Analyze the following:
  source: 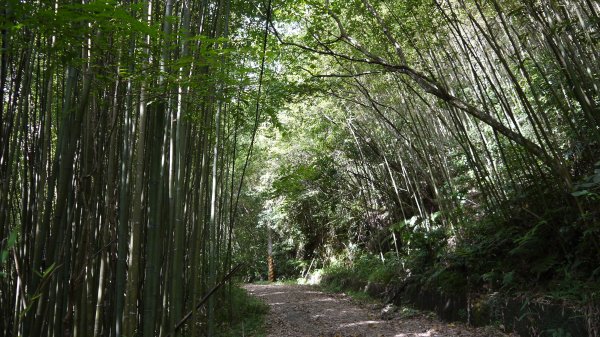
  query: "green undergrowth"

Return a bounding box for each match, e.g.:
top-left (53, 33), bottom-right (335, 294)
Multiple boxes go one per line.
top-left (322, 254), bottom-right (401, 289)
top-left (318, 265), bottom-right (435, 317)
top-left (215, 285), bottom-right (269, 337)
top-left (318, 196), bottom-right (600, 306)
top-left (252, 279), bottom-right (298, 286)
top-left (337, 288), bottom-right (377, 303)
top-left (320, 254), bottom-right (401, 290)
top-left (319, 255), bottom-right (400, 305)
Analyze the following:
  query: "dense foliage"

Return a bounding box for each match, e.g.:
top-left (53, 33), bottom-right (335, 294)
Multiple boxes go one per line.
top-left (248, 0), bottom-right (600, 307)
top-left (1, 0), bottom-right (599, 336)
top-left (0, 0), bottom-right (280, 336)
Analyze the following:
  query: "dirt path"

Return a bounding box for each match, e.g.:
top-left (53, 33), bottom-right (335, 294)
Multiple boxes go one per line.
top-left (244, 284), bottom-right (515, 337)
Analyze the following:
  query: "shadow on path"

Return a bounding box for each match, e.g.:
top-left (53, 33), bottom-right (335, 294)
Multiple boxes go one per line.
top-left (243, 284), bottom-right (514, 337)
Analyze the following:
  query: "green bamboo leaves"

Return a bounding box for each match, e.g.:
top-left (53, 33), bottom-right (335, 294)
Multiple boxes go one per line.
top-left (1, 0), bottom-right (276, 336)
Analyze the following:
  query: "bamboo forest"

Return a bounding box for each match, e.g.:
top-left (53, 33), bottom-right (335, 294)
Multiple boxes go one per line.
top-left (0, 0), bottom-right (599, 336)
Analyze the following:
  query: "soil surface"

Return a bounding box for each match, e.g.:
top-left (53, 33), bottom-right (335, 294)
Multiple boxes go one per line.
top-left (244, 284), bottom-right (516, 337)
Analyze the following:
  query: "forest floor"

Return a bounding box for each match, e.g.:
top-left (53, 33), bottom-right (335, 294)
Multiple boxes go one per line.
top-left (243, 283), bottom-right (517, 337)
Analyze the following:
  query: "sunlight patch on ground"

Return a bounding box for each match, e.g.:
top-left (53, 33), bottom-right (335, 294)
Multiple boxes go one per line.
top-left (256, 291), bottom-right (286, 296)
top-left (394, 330), bottom-right (437, 337)
top-left (310, 297), bottom-right (335, 302)
top-left (339, 320), bottom-right (383, 328)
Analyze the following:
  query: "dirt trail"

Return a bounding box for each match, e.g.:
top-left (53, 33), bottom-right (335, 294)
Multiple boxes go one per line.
top-left (244, 284), bottom-right (515, 337)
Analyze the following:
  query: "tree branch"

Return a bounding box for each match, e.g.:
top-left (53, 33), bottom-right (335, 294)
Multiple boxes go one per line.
top-left (269, 10), bottom-right (565, 179)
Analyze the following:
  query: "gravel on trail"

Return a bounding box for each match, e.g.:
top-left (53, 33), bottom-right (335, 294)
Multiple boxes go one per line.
top-left (243, 283), bottom-right (517, 337)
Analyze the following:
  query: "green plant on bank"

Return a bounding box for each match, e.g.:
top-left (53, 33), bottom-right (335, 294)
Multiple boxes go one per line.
top-left (253, 279), bottom-right (298, 286)
top-left (546, 328), bottom-right (573, 337)
top-left (319, 253), bottom-right (402, 291)
top-left (398, 306), bottom-right (427, 319)
top-left (342, 290), bottom-right (378, 303)
top-left (0, 230), bottom-right (17, 278)
top-left (215, 286), bottom-right (269, 337)
top-left (571, 161), bottom-right (600, 199)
